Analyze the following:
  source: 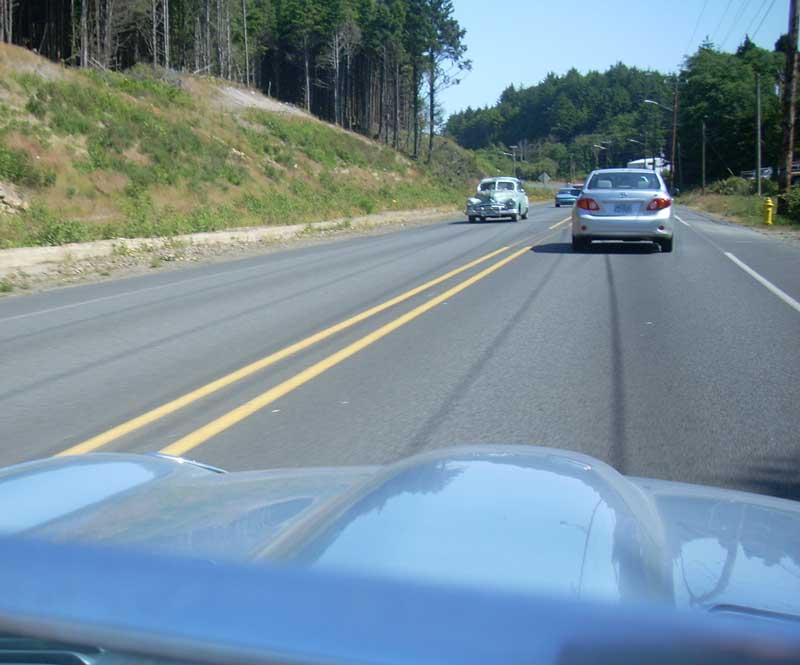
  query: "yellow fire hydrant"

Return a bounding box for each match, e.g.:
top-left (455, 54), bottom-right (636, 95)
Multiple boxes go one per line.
top-left (763, 197), bottom-right (774, 225)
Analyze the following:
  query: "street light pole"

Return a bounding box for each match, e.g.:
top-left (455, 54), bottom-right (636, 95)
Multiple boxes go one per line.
top-left (644, 98), bottom-right (677, 176)
top-left (670, 79), bottom-right (679, 191)
top-left (756, 74), bottom-right (762, 197)
top-left (510, 144), bottom-right (519, 178)
top-left (702, 119), bottom-right (707, 194)
top-left (592, 144), bottom-right (606, 170)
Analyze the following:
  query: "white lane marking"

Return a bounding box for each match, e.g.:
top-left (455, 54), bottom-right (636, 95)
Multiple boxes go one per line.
top-left (675, 215), bottom-right (690, 227)
top-left (724, 252), bottom-right (800, 314)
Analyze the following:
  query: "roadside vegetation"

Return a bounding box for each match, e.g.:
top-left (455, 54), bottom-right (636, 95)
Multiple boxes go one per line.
top-left (0, 45), bottom-right (485, 249)
top-left (680, 176), bottom-right (800, 229)
top-left (446, 38), bottom-right (785, 191)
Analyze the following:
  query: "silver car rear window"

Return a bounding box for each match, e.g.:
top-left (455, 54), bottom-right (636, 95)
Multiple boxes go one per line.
top-left (588, 173), bottom-right (661, 190)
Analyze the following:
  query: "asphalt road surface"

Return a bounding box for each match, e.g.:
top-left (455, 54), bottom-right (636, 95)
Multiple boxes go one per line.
top-left (1, 204), bottom-right (799, 499)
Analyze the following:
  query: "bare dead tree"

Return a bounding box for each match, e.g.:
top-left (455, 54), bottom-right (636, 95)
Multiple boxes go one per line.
top-left (8, 0), bottom-right (15, 44)
top-left (151, 0), bottom-right (158, 69)
top-left (162, 0), bottom-right (169, 69)
top-left (225, 0), bottom-right (232, 79)
top-left (393, 57), bottom-right (400, 150)
top-left (204, 0), bottom-right (211, 73)
top-left (241, 0), bottom-right (249, 85)
top-left (102, 0), bottom-right (115, 67)
top-left (340, 17), bottom-right (360, 129)
top-left (215, 0), bottom-right (223, 77)
top-left (194, 14), bottom-right (201, 72)
top-left (81, 0), bottom-right (89, 66)
top-left (95, 0), bottom-right (101, 61)
top-left (320, 27), bottom-right (342, 124)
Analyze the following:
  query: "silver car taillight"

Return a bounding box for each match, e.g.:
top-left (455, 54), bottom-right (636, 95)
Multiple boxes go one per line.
top-left (646, 198), bottom-right (671, 211)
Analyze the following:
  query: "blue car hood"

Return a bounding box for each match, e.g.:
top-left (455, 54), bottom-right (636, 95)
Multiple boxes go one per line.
top-left (2, 445), bottom-right (799, 616)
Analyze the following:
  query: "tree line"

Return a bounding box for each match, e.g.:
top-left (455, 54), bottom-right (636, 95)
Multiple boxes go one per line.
top-left (446, 37), bottom-right (787, 188)
top-left (3, 0), bottom-right (469, 161)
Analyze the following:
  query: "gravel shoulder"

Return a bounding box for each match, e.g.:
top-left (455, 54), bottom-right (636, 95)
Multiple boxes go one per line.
top-left (680, 201), bottom-right (800, 247)
top-left (0, 206), bottom-right (460, 297)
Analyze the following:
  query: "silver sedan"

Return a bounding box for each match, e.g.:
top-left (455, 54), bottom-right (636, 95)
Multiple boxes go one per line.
top-left (571, 169), bottom-right (674, 252)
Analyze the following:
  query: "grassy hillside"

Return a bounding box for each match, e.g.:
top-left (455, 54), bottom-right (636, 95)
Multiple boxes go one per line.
top-left (0, 44), bottom-right (486, 249)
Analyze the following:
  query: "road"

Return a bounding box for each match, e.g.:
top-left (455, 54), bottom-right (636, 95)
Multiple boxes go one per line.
top-left (1, 204), bottom-right (799, 499)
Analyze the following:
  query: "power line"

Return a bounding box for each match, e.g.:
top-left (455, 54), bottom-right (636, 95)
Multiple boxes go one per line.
top-left (685, 0), bottom-right (709, 55)
top-left (721, 0), bottom-right (752, 48)
top-left (753, 0), bottom-right (779, 38)
top-left (745, 0), bottom-right (771, 35)
top-left (712, 0), bottom-right (736, 44)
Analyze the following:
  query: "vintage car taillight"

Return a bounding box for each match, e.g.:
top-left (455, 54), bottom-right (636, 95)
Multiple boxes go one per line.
top-left (646, 198), bottom-right (672, 211)
top-left (576, 198), bottom-right (600, 211)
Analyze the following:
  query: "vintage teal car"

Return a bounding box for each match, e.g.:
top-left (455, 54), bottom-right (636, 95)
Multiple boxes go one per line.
top-left (466, 176), bottom-right (529, 222)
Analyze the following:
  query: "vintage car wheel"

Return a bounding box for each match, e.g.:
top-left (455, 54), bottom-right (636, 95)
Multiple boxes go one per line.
top-left (468, 215), bottom-right (476, 223)
top-left (555, 202), bottom-right (561, 207)
top-left (522, 209), bottom-right (528, 220)
top-left (509, 213), bottom-right (519, 222)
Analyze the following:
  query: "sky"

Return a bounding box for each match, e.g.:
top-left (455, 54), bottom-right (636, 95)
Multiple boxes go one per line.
top-left (440, 0), bottom-right (789, 119)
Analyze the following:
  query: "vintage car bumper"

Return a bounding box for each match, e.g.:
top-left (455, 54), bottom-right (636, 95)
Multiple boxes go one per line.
top-left (466, 204), bottom-right (516, 218)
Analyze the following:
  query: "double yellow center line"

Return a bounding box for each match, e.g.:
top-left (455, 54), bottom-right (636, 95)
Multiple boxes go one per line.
top-left (58, 227), bottom-right (563, 458)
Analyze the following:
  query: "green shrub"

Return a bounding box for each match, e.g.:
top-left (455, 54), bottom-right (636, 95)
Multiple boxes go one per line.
top-left (357, 197), bottom-right (375, 214)
top-left (761, 179), bottom-right (779, 195)
top-left (779, 188), bottom-right (800, 223)
top-left (707, 176), bottom-right (753, 196)
top-left (0, 143), bottom-right (55, 187)
top-left (23, 206), bottom-right (90, 245)
top-left (25, 96), bottom-right (47, 119)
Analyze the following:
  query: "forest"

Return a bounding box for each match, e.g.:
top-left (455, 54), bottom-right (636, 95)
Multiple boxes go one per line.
top-left (0, 0), bottom-right (469, 161)
top-left (445, 37), bottom-right (787, 187)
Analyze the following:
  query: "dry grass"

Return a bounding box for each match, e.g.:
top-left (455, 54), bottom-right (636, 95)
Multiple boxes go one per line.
top-left (680, 192), bottom-right (800, 229)
top-left (0, 44), bottom-right (479, 248)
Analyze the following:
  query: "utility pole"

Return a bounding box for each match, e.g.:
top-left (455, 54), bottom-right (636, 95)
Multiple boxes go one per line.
top-left (702, 119), bottom-right (707, 194)
top-left (643, 129), bottom-right (647, 168)
top-left (756, 74), bottom-right (762, 197)
top-left (779, 0), bottom-right (799, 211)
top-left (510, 145), bottom-right (518, 178)
top-left (670, 78), bottom-right (679, 191)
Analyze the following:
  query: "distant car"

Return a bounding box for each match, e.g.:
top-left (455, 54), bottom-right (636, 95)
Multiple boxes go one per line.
top-left (571, 168), bottom-right (674, 253)
top-left (466, 177), bottom-right (529, 222)
top-left (554, 187), bottom-right (582, 207)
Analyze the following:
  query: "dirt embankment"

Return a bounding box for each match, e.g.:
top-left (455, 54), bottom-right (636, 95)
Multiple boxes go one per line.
top-left (0, 206), bottom-right (459, 295)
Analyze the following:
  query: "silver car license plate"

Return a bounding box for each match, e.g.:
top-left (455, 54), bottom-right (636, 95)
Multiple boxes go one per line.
top-left (614, 203), bottom-right (632, 214)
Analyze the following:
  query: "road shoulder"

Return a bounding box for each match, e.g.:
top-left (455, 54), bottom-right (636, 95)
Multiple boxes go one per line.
top-left (0, 206), bottom-right (462, 296)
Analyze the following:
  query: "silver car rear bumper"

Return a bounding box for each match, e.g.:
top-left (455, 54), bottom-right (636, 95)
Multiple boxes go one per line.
top-left (572, 212), bottom-right (673, 240)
